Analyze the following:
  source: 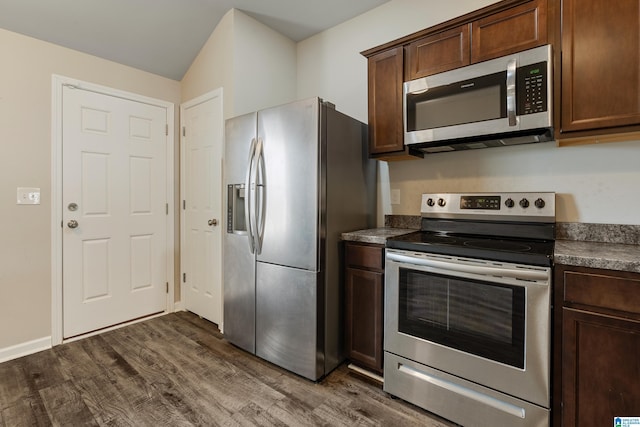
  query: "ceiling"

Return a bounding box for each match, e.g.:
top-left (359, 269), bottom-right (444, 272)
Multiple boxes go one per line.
top-left (0, 0), bottom-right (389, 81)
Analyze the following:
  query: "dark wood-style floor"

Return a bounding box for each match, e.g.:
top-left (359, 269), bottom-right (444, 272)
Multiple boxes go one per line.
top-left (0, 312), bottom-right (456, 426)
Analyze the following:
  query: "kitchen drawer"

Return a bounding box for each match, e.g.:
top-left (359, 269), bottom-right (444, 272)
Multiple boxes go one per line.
top-left (345, 243), bottom-right (384, 271)
top-left (563, 269), bottom-right (640, 315)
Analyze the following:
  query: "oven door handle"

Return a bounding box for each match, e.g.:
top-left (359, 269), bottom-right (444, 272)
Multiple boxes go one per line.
top-left (386, 252), bottom-right (548, 281)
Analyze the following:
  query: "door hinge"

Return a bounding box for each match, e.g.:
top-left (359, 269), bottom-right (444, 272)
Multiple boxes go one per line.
top-left (166, 203), bottom-right (169, 215)
top-left (165, 124), bottom-right (169, 136)
top-left (166, 282), bottom-right (169, 293)
top-left (183, 200), bottom-right (186, 210)
top-left (182, 126), bottom-right (186, 137)
top-left (183, 273), bottom-right (186, 283)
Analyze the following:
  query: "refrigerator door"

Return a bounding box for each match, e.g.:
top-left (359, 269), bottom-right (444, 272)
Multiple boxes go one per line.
top-left (255, 262), bottom-right (322, 380)
top-left (256, 98), bottom-right (320, 271)
top-left (223, 112), bottom-right (257, 353)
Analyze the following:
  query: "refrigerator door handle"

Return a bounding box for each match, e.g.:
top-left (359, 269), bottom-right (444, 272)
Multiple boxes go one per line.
top-left (245, 138), bottom-right (257, 254)
top-left (255, 137), bottom-right (266, 254)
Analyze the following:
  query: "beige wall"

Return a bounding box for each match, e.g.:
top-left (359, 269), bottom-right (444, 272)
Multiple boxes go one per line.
top-left (0, 28), bottom-right (180, 350)
top-left (296, 0), bottom-right (640, 225)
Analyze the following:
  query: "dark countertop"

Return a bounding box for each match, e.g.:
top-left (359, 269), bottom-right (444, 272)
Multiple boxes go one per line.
top-left (343, 221), bottom-right (640, 274)
top-left (341, 228), bottom-right (415, 245)
top-left (554, 240), bottom-right (640, 274)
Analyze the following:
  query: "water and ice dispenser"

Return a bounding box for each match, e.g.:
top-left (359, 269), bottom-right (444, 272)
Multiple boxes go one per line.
top-left (227, 184), bottom-right (246, 234)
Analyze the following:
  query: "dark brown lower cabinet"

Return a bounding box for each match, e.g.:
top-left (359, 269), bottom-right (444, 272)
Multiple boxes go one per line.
top-left (344, 242), bottom-right (384, 374)
top-left (554, 265), bottom-right (640, 427)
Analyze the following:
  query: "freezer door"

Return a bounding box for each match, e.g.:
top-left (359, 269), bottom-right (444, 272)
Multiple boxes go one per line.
top-left (223, 112), bottom-right (257, 353)
top-left (256, 98), bottom-right (319, 271)
top-left (255, 261), bottom-right (322, 380)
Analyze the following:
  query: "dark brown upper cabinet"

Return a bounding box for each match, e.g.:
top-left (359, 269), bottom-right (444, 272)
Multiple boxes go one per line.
top-left (366, 47), bottom-right (406, 157)
top-left (471, 0), bottom-right (547, 63)
top-left (405, 25), bottom-right (470, 80)
top-left (560, 0), bottom-right (640, 137)
top-left (406, 0), bottom-right (547, 80)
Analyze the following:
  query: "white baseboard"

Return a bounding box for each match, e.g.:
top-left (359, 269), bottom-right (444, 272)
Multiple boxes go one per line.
top-left (0, 336), bottom-right (52, 363)
top-left (173, 301), bottom-right (184, 311)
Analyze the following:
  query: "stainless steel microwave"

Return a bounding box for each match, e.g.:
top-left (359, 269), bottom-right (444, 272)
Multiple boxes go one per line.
top-left (403, 44), bottom-right (553, 153)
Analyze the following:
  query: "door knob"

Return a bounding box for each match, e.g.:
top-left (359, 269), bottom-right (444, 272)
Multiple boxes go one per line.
top-left (67, 219), bottom-right (79, 229)
top-left (208, 219), bottom-right (218, 226)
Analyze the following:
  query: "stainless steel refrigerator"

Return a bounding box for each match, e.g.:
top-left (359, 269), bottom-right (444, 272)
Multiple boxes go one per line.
top-left (223, 97), bottom-right (375, 381)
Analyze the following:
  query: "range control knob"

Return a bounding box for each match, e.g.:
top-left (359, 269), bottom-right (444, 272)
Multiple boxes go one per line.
top-left (437, 198), bottom-right (446, 207)
top-left (535, 198), bottom-right (546, 209)
top-left (519, 198), bottom-right (530, 208)
top-left (505, 198), bottom-right (515, 208)
top-left (426, 198), bottom-right (435, 207)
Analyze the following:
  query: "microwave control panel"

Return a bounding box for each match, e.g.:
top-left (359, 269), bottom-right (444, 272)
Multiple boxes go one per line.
top-left (517, 61), bottom-right (547, 115)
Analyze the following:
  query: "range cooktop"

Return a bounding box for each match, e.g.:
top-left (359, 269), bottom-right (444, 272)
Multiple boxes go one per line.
top-left (386, 231), bottom-right (554, 266)
top-left (386, 192), bottom-right (556, 266)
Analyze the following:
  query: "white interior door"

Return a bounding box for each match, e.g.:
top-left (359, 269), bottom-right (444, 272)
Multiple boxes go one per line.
top-left (62, 85), bottom-right (168, 339)
top-left (180, 89), bottom-right (224, 326)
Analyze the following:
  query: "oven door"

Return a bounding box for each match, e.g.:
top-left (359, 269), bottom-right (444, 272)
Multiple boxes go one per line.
top-left (384, 248), bottom-right (551, 408)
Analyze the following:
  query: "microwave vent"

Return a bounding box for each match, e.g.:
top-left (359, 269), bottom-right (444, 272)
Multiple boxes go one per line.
top-left (423, 145), bottom-right (455, 153)
top-left (414, 127), bottom-right (554, 154)
top-left (465, 142), bottom-right (489, 150)
top-left (501, 135), bottom-right (543, 146)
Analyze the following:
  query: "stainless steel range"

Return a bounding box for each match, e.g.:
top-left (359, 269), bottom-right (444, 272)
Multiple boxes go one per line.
top-left (384, 192), bottom-right (555, 427)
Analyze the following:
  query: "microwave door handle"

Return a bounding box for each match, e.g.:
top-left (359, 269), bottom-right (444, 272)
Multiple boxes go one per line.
top-left (506, 58), bottom-right (517, 126)
top-left (244, 138), bottom-right (257, 254)
top-left (408, 87), bottom-right (429, 95)
top-left (405, 79), bottom-right (429, 96)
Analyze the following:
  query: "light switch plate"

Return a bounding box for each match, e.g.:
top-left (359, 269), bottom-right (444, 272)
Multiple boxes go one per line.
top-left (391, 189), bottom-right (401, 205)
top-left (17, 187), bottom-right (41, 205)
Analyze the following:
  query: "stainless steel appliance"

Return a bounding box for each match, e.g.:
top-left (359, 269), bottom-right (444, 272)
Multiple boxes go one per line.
top-left (223, 97), bottom-right (375, 381)
top-left (384, 192), bottom-right (555, 427)
top-left (404, 45), bottom-right (553, 153)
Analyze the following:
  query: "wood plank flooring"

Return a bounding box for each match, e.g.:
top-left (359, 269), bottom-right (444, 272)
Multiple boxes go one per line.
top-left (0, 312), bottom-right (456, 426)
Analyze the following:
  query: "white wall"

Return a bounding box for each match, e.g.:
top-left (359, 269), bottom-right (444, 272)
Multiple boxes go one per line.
top-left (296, 0), bottom-right (640, 225)
top-left (181, 10), bottom-right (235, 115)
top-left (232, 11), bottom-right (296, 116)
top-left (181, 9), bottom-right (296, 118)
top-left (0, 28), bottom-right (180, 350)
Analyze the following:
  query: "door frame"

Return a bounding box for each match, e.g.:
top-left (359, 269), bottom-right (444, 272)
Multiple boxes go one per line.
top-left (179, 88), bottom-right (224, 330)
top-left (50, 75), bottom-right (176, 345)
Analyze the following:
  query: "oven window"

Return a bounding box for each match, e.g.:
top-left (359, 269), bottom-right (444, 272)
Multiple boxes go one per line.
top-left (398, 268), bottom-right (525, 368)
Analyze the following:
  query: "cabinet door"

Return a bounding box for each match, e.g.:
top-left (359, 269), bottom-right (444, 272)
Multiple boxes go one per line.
top-left (562, 308), bottom-right (640, 427)
top-left (345, 267), bottom-right (384, 373)
top-left (367, 47), bottom-right (404, 155)
top-left (471, 0), bottom-right (547, 63)
top-left (406, 25), bottom-right (470, 80)
top-left (562, 0), bottom-right (640, 132)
